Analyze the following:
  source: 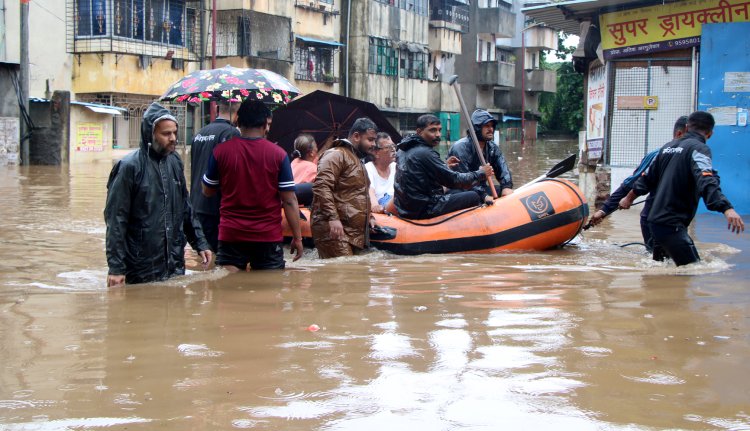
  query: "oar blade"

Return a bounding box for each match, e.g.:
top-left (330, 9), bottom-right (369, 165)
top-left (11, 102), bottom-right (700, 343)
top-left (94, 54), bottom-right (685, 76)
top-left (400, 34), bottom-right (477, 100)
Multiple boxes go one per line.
top-left (546, 153), bottom-right (577, 179)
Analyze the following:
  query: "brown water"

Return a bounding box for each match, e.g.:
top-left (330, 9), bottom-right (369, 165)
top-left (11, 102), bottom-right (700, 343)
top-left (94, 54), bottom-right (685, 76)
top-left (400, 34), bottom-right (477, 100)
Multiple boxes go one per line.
top-left (1, 140), bottom-right (749, 430)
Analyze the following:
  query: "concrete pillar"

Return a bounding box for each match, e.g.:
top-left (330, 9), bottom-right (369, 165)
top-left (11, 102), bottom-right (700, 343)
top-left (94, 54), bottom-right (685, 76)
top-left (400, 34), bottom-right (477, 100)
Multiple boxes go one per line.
top-left (29, 91), bottom-right (70, 165)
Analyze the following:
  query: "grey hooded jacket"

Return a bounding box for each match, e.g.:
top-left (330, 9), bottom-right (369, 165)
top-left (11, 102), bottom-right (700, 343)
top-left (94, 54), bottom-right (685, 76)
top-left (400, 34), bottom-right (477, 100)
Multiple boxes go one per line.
top-left (104, 103), bottom-right (209, 284)
top-left (448, 109), bottom-right (513, 198)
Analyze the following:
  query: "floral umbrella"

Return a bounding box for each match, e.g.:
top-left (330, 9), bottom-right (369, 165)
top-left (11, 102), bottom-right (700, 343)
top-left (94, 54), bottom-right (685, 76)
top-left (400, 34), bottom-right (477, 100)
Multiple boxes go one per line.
top-left (159, 65), bottom-right (301, 105)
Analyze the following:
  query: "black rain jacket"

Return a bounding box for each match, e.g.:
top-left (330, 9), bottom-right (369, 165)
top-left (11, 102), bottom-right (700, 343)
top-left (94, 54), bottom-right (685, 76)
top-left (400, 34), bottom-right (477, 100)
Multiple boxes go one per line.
top-left (448, 110), bottom-right (513, 199)
top-left (393, 133), bottom-right (486, 219)
top-left (105, 103), bottom-right (209, 284)
top-left (632, 131), bottom-right (733, 227)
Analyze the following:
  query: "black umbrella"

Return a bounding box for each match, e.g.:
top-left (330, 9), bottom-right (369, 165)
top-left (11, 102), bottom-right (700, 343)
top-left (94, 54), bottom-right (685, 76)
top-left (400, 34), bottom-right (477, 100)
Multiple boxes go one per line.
top-left (268, 90), bottom-right (402, 154)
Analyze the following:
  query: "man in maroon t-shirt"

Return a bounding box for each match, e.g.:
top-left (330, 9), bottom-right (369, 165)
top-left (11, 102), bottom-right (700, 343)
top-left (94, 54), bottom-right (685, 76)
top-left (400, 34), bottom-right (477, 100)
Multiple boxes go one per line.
top-left (202, 100), bottom-right (303, 270)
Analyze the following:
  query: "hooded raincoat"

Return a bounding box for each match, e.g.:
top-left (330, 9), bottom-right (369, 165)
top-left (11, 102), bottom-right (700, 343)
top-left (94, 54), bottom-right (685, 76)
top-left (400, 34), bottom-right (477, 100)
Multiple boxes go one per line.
top-left (393, 134), bottom-right (486, 219)
top-left (311, 138), bottom-right (371, 253)
top-left (104, 103), bottom-right (209, 284)
top-left (448, 109), bottom-right (513, 198)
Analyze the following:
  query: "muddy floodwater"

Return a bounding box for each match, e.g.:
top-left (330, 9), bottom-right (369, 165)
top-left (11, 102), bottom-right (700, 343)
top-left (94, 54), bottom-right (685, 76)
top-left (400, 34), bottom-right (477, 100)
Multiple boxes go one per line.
top-left (1, 140), bottom-right (748, 430)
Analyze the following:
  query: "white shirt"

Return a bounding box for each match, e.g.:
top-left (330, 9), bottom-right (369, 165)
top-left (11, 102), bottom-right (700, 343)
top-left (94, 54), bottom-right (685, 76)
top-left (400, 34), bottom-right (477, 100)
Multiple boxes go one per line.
top-left (365, 161), bottom-right (396, 206)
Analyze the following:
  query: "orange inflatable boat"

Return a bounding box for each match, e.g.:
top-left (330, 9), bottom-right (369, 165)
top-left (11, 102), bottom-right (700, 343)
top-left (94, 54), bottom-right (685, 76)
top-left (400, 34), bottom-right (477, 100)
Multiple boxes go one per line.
top-left (283, 177), bottom-right (588, 255)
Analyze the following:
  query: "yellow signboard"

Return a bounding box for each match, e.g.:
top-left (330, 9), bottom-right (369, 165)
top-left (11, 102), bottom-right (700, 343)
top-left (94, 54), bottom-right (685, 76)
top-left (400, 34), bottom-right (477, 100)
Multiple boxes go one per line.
top-left (600, 0), bottom-right (750, 58)
top-left (76, 123), bottom-right (104, 152)
top-left (644, 96), bottom-right (659, 109)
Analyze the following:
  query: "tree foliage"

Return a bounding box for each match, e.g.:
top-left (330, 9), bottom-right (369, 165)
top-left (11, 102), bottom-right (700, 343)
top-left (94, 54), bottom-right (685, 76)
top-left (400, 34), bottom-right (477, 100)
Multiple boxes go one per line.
top-left (539, 34), bottom-right (584, 136)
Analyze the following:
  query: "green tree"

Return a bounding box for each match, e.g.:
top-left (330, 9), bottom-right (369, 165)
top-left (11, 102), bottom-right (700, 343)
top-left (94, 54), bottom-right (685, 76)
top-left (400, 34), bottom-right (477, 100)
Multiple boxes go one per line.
top-left (539, 34), bottom-right (584, 136)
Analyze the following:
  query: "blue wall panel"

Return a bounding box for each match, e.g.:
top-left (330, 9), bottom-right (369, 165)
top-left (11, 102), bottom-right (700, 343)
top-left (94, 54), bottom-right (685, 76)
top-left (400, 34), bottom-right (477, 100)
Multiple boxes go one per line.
top-left (698, 23), bottom-right (750, 214)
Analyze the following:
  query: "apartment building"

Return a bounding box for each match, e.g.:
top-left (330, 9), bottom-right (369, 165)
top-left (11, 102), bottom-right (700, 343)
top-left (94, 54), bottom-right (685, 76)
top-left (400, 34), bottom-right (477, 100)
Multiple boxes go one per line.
top-left (1, 0), bottom-right (559, 166)
top-left (343, 0), bottom-right (431, 134)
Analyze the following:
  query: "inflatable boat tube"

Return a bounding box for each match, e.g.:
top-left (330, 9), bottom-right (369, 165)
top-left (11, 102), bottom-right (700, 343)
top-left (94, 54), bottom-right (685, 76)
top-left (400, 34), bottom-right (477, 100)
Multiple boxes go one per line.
top-left (283, 178), bottom-right (588, 255)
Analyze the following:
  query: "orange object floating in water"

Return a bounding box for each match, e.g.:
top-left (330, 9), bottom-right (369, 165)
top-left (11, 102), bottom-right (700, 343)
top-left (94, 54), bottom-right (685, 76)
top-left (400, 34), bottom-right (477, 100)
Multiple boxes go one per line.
top-left (306, 324), bottom-right (320, 332)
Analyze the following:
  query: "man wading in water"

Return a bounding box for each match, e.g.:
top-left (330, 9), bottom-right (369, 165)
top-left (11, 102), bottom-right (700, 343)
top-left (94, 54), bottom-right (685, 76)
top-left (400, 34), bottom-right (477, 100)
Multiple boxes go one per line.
top-left (620, 111), bottom-right (745, 266)
top-left (104, 102), bottom-right (212, 286)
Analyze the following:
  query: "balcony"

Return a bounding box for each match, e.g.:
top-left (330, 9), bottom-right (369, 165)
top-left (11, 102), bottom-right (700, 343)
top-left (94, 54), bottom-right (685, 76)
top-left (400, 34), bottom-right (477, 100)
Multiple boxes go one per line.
top-left (524, 26), bottom-right (557, 51)
top-left (474, 7), bottom-right (515, 38)
top-left (525, 69), bottom-right (556, 93)
top-left (429, 1), bottom-right (470, 33)
top-left (428, 27), bottom-right (462, 55)
top-left (477, 61), bottom-right (515, 87)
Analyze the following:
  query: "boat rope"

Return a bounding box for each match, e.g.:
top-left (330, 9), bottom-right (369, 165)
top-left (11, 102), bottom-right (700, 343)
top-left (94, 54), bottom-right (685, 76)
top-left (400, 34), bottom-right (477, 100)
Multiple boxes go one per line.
top-left (618, 242), bottom-right (646, 248)
top-left (387, 205), bottom-right (482, 227)
top-left (545, 178), bottom-right (588, 247)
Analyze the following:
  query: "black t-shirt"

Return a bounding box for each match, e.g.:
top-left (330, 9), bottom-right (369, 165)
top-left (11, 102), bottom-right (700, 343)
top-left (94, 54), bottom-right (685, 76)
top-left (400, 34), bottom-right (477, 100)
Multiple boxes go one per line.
top-left (190, 119), bottom-right (239, 216)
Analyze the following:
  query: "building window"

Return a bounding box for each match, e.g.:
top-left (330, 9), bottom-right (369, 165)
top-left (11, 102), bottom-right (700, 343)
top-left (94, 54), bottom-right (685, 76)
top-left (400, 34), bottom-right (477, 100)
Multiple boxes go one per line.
top-left (76, 0), bottom-right (108, 36)
top-left (368, 37), bottom-right (398, 76)
top-left (295, 44), bottom-right (335, 82)
top-left (373, 0), bottom-right (427, 16)
top-left (498, 48), bottom-right (514, 64)
top-left (399, 50), bottom-right (427, 79)
top-left (75, 0), bottom-right (188, 46)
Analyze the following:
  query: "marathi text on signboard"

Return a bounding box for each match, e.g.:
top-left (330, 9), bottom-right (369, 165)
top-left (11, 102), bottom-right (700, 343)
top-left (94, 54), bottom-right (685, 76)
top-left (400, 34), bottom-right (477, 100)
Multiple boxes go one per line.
top-left (600, 0), bottom-right (750, 59)
top-left (76, 123), bottom-right (104, 152)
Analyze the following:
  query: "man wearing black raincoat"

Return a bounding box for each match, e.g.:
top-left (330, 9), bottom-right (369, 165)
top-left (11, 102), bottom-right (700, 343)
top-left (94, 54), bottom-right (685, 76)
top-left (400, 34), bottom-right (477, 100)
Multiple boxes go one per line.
top-left (104, 103), bottom-right (212, 286)
top-left (393, 114), bottom-right (493, 219)
top-left (448, 109), bottom-right (513, 201)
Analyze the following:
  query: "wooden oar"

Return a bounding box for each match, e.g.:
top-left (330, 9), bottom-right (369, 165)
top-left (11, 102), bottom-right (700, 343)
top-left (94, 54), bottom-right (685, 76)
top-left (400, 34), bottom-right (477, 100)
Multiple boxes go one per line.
top-left (448, 75), bottom-right (498, 199)
top-left (515, 153), bottom-right (577, 192)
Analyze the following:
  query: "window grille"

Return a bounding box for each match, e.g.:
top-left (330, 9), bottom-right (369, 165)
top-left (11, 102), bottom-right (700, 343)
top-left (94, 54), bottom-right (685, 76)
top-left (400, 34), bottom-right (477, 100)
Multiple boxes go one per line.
top-left (66, 0), bottom-right (201, 60)
top-left (294, 44), bottom-right (335, 82)
top-left (368, 37), bottom-right (398, 76)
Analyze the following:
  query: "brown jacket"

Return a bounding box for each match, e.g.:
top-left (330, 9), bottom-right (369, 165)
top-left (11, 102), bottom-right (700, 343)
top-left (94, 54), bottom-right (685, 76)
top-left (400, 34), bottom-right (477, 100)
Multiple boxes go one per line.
top-left (311, 139), bottom-right (371, 249)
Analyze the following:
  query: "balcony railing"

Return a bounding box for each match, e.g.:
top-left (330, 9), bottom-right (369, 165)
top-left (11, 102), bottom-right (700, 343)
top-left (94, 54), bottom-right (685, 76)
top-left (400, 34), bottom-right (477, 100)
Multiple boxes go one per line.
top-left (429, 1), bottom-right (470, 33)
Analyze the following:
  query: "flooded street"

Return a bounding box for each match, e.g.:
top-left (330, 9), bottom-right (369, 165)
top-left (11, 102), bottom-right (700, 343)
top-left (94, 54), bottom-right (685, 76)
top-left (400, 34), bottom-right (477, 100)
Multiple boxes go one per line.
top-left (1, 140), bottom-right (749, 430)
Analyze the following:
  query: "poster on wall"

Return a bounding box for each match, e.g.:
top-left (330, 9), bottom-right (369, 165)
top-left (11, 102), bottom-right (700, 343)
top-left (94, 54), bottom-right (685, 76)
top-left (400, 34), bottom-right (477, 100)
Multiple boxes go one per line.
top-left (0, 117), bottom-right (20, 165)
top-left (76, 123), bottom-right (104, 152)
top-left (599, 0), bottom-right (750, 59)
top-left (586, 64), bottom-right (607, 161)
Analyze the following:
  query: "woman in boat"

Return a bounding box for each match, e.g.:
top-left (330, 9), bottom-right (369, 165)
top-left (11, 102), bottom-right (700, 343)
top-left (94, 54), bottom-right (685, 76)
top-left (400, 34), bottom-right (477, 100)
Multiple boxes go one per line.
top-left (365, 132), bottom-right (396, 214)
top-left (290, 133), bottom-right (318, 206)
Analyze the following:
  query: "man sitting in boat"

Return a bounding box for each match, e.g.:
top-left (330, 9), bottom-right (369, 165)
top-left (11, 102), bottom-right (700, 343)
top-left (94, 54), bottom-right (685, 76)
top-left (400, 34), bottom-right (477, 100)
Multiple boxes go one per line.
top-left (448, 109), bottom-right (513, 201)
top-left (393, 114), bottom-right (494, 220)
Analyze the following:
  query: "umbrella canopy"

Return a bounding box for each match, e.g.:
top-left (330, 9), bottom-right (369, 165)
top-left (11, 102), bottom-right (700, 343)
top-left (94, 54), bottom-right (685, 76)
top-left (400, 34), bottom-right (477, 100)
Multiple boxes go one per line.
top-left (159, 65), bottom-right (300, 105)
top-left (268, 90), bottom-right (402, 154)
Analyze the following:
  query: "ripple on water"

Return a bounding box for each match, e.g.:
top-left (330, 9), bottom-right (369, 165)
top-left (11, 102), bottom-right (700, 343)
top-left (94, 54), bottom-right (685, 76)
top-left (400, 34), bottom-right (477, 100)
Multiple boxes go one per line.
top-left (176, 343), bottom-right (224, 358)
top-left (276, 341), bottom-right (336, 350)
top-left (575, 346), bottom-right (613, 358)
top-left (0, 400), bottom-right (38, 410)
top-left (684, 413), bottom-right (750, 430)
top-left (253, 386), bottom-right (331, 402)
top-left (0, 417), bottom-right (152, 430)
top-left (574, 237), bottom-right (734, 275)
top-left (240, 400), bottom-right (337, 420)
top-left (622, 371), bottom-right (686, 385)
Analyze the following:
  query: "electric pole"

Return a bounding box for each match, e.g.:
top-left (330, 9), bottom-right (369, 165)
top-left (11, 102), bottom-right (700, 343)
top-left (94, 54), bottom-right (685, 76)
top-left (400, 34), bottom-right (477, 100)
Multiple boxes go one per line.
top-left (20, 0), bottom-right (30, 164)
